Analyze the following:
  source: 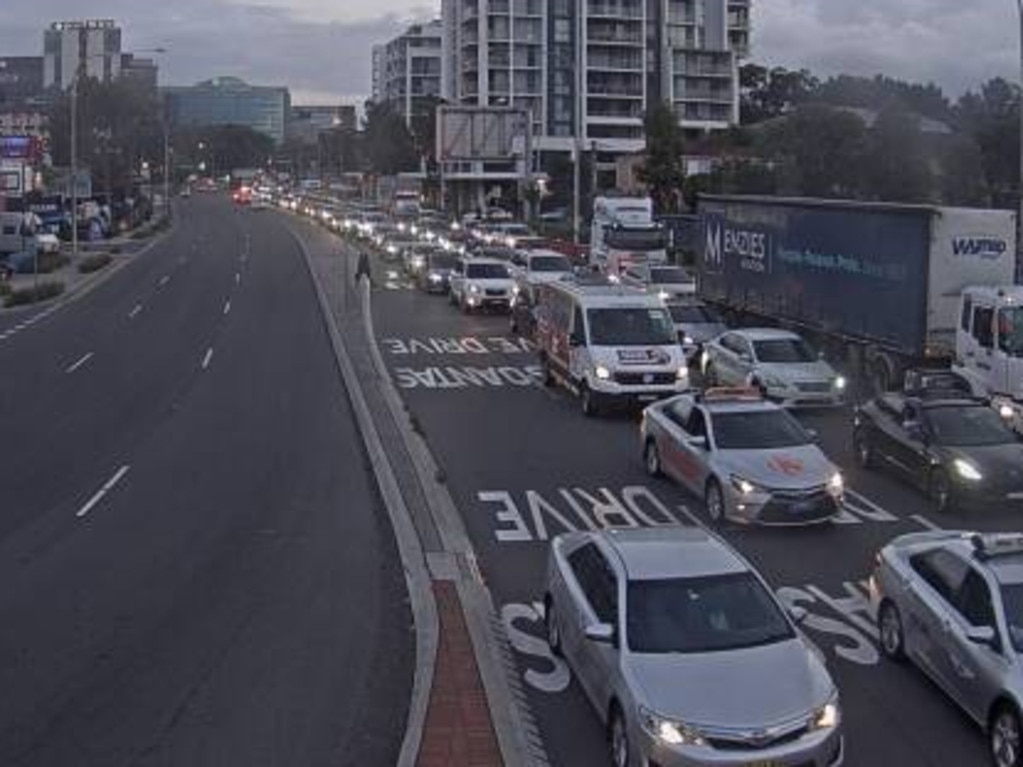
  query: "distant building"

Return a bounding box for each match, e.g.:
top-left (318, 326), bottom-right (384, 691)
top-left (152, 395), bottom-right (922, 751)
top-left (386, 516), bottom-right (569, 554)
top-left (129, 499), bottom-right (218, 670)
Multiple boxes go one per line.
top-left (288, 104), bottom-right (356, 145)
top-left (44, 19), bottom-right (123, 89)
top-left (374, 20), bottom-right (443, 128)
top-left (163, 77), bottom-right (291, 144)
top-left (120, 53), bottom-right (158, 91)
top-left (0, 57), bottom-right (45, 107)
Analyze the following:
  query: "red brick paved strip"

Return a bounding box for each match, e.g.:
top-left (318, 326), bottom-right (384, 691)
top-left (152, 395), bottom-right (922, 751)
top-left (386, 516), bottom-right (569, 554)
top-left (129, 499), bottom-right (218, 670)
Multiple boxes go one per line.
top-left (417, 581), bottom-right (503, 767)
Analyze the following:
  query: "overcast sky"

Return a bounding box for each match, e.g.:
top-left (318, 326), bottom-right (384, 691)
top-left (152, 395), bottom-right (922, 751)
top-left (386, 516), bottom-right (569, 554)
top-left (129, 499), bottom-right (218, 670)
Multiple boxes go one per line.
top-left (0, 1), bottom-right (1019, 105)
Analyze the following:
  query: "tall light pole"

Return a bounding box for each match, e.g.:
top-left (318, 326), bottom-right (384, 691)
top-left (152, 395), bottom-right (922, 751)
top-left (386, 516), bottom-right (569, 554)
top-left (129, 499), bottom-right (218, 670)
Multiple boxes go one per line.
top-left (1017, 0), bottom-right (1023, 273)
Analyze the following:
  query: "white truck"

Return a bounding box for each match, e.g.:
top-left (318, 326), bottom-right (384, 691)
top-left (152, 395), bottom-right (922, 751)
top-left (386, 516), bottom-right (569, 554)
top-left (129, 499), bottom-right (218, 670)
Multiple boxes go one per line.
top-left (589, 196), bottom-right (669, 276)
top-left (698, 195), bottom-right (1020, 401)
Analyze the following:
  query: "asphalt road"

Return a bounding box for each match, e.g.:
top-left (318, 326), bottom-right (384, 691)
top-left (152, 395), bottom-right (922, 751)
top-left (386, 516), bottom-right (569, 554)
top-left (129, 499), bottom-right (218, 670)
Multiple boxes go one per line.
top-left (0, 195), bottom-right (412, 767)
top-left (369, 269), bottom-right (1021, 766)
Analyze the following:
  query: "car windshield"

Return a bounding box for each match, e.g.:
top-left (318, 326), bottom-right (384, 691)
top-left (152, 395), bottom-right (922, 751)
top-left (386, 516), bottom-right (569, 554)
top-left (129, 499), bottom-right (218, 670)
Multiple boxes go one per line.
top-left (753, 338), bottom-right (817, 363)
top-left (924, 406), bottom-right (1017, 447)
top-left (650, 267), bottom-right (693, 285)
top-left (627, 574), bottom-right (794, 654)
top-left (712, 410), bottom-right (811, 450)
top-left (586, 308), bottom-right (676, 346)
top-left (605, 227), bottom-right (667, 252)
top-left (1000, 583), bottom-right (1023, 652)
top-left (466, 263), bottom-right (509, 279)
top-left (429, 254), bottom-right (458, 269)
top-left (530, 255), bottom-right (571, 272)
top-left (668, 304), bottom-right (723, 324)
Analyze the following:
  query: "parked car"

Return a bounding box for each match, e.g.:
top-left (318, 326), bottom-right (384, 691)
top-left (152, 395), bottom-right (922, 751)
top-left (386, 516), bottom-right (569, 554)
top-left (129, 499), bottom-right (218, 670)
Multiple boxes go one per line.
top-left (641, 387), bottom-right (845, 525)
top-left (545, 526), bottom-right (843, 767)
top-left (702, 329), bottom-right (846, 407)
top-left (854, 375), bottom-right (1023, 513)
top-left (448, 257), bottom-right (515, 313)
top-left (871, 530), bottom-right (1023, 767)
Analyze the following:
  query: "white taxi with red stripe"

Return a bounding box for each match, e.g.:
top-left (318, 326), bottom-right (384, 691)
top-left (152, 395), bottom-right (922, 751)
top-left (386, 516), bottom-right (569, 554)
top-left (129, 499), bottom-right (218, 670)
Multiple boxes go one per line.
top-left (640, 388), bottom-right (845, 526)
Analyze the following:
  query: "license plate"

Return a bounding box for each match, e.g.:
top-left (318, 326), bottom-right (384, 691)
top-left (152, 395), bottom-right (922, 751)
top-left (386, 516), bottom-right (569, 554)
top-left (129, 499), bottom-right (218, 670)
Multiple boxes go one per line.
top-left (792, 502), bottom-right (816, 515)
top-left (637, 394), bottom-right (658, 402)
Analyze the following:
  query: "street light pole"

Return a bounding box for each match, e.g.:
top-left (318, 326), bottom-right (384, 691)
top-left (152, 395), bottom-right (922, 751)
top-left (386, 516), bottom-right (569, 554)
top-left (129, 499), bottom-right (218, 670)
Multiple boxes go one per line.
top-left (71, 73), bottom-right (79, 256)
top-left (1017, 0), bottom-right (1023, 275)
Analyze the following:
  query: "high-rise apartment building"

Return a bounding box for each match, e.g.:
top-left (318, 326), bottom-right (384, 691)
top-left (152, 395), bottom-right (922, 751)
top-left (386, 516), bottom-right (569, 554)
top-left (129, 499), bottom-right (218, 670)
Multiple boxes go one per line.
top-left (439, 0), bottom-right (750, 154)
top-left (373, 20), bottom-right (443, 128)
top-left (44, 19), bottom-right (123, 90)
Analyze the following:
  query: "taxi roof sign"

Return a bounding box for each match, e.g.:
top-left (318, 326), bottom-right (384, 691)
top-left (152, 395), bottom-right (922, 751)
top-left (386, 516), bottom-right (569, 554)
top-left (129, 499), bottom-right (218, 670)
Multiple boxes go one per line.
top-left (971, 533), bottom-right (1023, 561)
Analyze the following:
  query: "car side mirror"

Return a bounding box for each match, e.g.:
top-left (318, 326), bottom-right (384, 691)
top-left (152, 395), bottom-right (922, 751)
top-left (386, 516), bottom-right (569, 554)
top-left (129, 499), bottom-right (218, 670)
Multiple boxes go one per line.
top-left (966, 625), bottom-right (997, 648)
top-left (805, 428), bottom-right (819, 443)
top-left (688, 435), bottom-right (709, 450)
top-left (787, 606), bottom-right (809, 624)
top-left (738, 352), bottom-right (752, 363)
top-left (584, 622), bottom-right (615, 645)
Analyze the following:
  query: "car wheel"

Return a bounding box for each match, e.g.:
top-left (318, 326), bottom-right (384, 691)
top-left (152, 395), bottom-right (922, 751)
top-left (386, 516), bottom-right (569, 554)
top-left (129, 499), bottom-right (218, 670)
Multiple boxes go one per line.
top-left (581, 384), bottom-right (599, 417)
top-left (608, 705), bottom-right (630, 767)
top-left (854, 430), bottom-right (877, 470)
top-left (644, 439), bottom-right (662, 477)
top-left (544, 597), bottom-right (563, 657)
top-left (992, 704), bottom-right (1023, 767)
top-left (705, 479), bottom-right (726, 523)
top-left (930, 469), bottom-right (954, 513)
top-left (878, 601), bottom-right (906, 661)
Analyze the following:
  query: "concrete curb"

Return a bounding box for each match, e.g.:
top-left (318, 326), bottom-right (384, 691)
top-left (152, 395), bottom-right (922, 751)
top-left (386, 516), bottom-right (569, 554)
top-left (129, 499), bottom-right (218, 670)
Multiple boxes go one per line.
top-left (359, 278), bottom-right (546, 767)
top-left (287, 226), bottom-right (439, 767)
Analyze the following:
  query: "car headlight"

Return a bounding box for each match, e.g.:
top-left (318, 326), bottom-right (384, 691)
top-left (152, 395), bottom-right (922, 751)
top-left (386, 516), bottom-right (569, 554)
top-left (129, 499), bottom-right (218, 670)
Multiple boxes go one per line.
top-left (676, 367), bottom-right (688, 381)
top-left (412, 256), bottom-right (425, 267)
top-left (428, 272), bottom-right (443, 282)
top-left (828, 472), bottom-right (844, 494)
top-left (639, 706), bottom-right (705, 747)
top-left (730, 475), bottom-right (764, 496)
top-left (810, 697), bottom-right (840, 731)
top-left (682, 335), bottom-right (695, 345)
top-left (833, 375), bottom-right (847, 391)
top-left (953, 458), bottom-right (983, 482)
top-left (595, 365), bottom-right (612, 381)
top-left (387, 245), bottom-right (398, 255)
top-left (658, 290), bottom-right (671, 302)
top-left (999, 403), bottom-right (1016, 419)
top-left (469, 284), bottom-right (481, 294)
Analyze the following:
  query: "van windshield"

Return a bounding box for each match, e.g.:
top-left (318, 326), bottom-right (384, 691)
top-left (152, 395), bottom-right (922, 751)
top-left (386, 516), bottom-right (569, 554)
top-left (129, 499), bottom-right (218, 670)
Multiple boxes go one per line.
top-left (587, 308), bottom-right (676, 346)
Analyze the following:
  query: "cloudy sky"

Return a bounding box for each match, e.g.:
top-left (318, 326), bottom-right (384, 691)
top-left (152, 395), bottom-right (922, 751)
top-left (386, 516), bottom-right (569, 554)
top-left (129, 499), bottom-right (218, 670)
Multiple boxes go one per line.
top-left (0, 1), bottom-right (1019, 105)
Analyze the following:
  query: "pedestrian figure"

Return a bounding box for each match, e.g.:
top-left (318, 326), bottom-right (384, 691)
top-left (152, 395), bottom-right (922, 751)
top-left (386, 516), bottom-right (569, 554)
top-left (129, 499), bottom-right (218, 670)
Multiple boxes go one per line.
top-left (355, 250), bottom-right (372, 286)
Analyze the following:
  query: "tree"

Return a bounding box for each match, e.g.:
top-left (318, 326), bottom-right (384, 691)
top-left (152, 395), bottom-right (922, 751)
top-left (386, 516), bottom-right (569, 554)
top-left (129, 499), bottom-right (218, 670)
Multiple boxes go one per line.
top-left (939, 135), bottom-right (989, 207)
top-left (955, 78), bottom-right (1021, 207)
top-left (173, 124), bottom-right (275, 176)
top-left (637, 102), bottom-right (686, 214)
top-left (761, 104), bottom-right (868, 198)
top-left (362, 101), bottom-right (419, 175)
top-left (816, 74), bottom-right (951, 123)
top-left (740, 64), bottom-right (819, 124)
top-left (860, 107), bottom-right (934, 203)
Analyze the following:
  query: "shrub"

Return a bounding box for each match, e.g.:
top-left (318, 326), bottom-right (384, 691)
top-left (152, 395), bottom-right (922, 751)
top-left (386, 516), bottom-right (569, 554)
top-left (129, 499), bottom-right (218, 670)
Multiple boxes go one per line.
top-left (0, 281), bottom-right (10, 297)
top-left (3, 280), bottom-right (65, 307)
top-left (78, 253), bottom-right (112, 273)
top-left (37, 253), bottom-right (70, 273)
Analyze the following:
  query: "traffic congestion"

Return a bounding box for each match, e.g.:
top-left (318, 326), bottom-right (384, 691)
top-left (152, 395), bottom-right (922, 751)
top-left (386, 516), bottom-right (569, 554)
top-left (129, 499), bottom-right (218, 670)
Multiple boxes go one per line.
top-left (266, 183), bottom-right (1023, 767)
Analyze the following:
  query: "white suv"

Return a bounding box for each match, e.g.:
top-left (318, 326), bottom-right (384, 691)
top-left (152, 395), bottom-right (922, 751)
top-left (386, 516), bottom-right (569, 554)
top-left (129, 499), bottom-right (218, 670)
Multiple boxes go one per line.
top-left (449, 257), bottom-right (515, 313)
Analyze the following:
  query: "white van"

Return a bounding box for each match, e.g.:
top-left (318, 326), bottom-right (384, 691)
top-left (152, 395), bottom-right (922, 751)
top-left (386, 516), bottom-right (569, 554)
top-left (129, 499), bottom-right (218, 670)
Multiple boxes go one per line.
top-left (534, 280), bottom-right (689, 415)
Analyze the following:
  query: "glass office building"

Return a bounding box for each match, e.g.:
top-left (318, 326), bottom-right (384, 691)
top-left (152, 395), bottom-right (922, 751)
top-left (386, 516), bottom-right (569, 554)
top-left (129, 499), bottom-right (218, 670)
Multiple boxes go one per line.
top-left (163, 77), bottom-right (291, 144)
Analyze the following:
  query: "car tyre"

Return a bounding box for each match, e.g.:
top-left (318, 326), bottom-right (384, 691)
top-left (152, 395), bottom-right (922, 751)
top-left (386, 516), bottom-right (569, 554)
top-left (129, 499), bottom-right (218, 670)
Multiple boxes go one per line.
top-left (878, 600), bottom-right (906, 661)
top-left (644, 439), bottom-right (662, 478)
top-left (854, 430), bottom-right (877, 470)
top-left (930, 469), bottom-right (955, 513)
top-left (544, 597), bottom-right (563, 657)
top-left (581, 384), bottom-right (600, 417)
top-left (705, 479), bottom-right (726, 523)
top-left (991, 703), bottom-right (1023, 767)
top-left (608, 704), bottom-right (631, 767)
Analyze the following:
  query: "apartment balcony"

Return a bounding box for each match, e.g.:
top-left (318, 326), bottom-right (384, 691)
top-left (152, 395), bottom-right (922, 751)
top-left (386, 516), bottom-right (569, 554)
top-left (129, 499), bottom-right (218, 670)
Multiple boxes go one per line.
top-left (587, 2), bottom-right (643, 20)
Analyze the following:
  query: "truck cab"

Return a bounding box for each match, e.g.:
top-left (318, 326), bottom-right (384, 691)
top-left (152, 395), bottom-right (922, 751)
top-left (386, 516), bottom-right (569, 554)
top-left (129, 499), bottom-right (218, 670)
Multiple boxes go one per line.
top-left (954, 286), bottom-right (1023, 429)
top-left (589, 196), bottom-right (669, 276)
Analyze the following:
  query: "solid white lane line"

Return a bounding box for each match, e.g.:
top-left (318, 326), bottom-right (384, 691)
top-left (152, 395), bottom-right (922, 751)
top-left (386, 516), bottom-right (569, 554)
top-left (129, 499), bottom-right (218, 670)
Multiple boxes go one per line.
top-left (65, 352), bottom-right (94, 374)
top-left (223, 300), bottom-right (231, 315)
top-left (76, 465), bottom-right (131, 518)
top-left (129, 303), bottom-right (143, 319)
top-left (234, 272), bottom-right (241, 284)
top-left (912, 514), bottom-right (943, 531)
top-left (159, 275), bottom-right (170, 286)
top-left (201, 347), bottom-right (214, 369)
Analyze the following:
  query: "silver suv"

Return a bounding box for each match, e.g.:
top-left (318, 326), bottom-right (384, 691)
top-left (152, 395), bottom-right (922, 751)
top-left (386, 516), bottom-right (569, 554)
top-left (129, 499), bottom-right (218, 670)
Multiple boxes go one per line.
top-left (872, 531), bottom-right (1023, 767)
top-left (545, 526), bottom-right (844, 767)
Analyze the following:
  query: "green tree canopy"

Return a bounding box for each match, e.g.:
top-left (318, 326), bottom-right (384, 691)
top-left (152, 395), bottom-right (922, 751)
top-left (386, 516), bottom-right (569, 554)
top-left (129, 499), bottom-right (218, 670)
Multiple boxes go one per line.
top-left (362, 101), bottom-right (420, 175)
top-left (637, 101), bottom-right (686, 214)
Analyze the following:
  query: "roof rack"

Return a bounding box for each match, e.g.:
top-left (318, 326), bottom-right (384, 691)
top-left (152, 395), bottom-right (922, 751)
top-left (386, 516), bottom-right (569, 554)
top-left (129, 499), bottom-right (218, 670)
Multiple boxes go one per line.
top-left (697, 387), bottom-right (764, 403)
top-left (971, 533), bottom-right (1023, 561)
